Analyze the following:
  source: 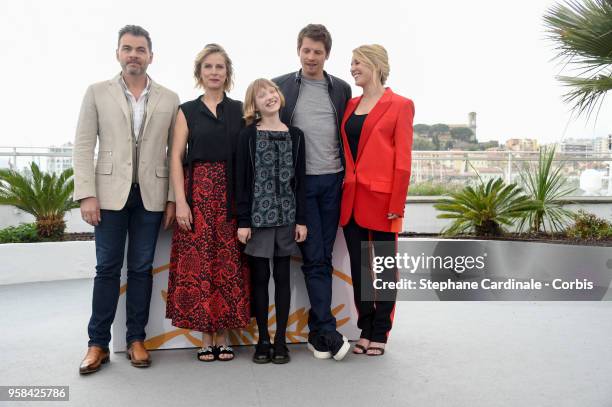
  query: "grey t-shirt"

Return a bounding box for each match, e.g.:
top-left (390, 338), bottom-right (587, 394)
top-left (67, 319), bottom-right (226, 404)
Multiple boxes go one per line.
top-left (292, 77), bottom-right (343, 175)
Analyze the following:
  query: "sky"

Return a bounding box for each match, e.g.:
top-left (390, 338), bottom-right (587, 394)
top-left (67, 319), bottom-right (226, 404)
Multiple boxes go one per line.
top-left (1, 0), bottom-right (611, 148)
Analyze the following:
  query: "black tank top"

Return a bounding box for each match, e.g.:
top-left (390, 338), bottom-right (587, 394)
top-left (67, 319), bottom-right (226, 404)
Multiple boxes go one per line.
top-left (344, 111), bottom-right (367, 162)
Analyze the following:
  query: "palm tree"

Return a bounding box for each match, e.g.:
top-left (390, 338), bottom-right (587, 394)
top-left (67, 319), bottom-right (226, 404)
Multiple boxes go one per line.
top-left (0, 162), bottom-right (78, 239)
top-left (544, 0), bottom-right (612, 119)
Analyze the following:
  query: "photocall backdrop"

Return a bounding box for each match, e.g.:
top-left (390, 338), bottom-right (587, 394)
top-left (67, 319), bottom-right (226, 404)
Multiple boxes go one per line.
top-left (113, 228), bottom-right (360, 351)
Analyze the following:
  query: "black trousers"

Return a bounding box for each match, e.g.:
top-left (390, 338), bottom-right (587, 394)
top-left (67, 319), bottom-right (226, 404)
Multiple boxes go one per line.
top-left (249, 256), bottom-right (291, 344)
top-left (343, 217), bottom-right (397, 343)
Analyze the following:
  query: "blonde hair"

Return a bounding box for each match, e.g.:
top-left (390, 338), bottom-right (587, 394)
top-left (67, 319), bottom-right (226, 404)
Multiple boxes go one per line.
top-left (193, 43), bottom-right (234, 91)
top-left (243, 78), bottom-right (286, 126)
top-left (352, 44), bottom-right (390, 85)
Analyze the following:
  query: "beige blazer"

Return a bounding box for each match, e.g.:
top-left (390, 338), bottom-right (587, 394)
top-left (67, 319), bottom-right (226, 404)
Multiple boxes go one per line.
top-left (73, 74), bottom-right (180, 211)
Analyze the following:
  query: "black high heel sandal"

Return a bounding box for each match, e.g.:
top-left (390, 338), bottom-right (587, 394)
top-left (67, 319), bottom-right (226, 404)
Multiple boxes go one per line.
top-left (352, 344), bottom-right (368, 355)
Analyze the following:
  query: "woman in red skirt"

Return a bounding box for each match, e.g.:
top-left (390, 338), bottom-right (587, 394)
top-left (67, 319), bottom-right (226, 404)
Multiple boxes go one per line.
top-left (166, 43), bottom-right (249, 361)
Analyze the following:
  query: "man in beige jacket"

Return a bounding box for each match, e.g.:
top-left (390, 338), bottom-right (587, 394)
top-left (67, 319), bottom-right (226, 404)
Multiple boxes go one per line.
top-left (74, 25), bottom-right (179, 375)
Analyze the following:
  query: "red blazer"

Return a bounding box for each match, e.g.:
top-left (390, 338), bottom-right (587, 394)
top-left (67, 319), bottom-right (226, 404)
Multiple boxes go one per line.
top-left (340, 88), bottom-right (414, 233)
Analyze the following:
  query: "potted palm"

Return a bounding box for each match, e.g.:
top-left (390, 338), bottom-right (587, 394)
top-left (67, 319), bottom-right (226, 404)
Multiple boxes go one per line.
top-left (0, 163), bottom-right (95, 285)
top-left (0, 162), bottom-right (78, 239)
top-left (433, 173), bottom-right (538, 237)
top-left (414, 165), bottom-right (610, 302)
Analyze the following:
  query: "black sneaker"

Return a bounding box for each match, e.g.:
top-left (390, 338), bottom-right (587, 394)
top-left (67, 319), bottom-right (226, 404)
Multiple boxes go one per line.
top-left (307, 331), bottom-right (331, 359)
top-left (252, 341), bottom-right (271, 364)
top-left (323, 331), bottom-right (350, 361)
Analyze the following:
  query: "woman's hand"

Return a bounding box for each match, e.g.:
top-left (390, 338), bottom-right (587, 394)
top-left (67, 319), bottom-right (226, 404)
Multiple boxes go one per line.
top-left (295, 224), bottom-right (307, 242)
top-left (387, 213), bottom-right (401, 220)
top-left (237, 227), bottom-right (252, 244)
top-left (176, 201), bottom-right (193, 231)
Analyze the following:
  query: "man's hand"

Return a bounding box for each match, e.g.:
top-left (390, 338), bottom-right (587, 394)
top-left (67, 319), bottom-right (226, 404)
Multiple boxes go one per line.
top-left (80, 197), bottom-right (101, 226)
top-left (295, 224), bottom-right (307, 242)
top-left (237, 227), bottom-right (251, 244)
top-left (163, 202), bottom-right (176, 230)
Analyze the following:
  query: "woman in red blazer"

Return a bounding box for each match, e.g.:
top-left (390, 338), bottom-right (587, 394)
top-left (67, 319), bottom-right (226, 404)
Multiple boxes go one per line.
top-left (340, 44), bottom-right (414, 356)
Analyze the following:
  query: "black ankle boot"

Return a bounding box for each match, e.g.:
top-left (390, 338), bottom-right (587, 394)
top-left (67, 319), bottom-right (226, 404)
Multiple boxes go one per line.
top-left (252, 340), bottom-right (271, 364)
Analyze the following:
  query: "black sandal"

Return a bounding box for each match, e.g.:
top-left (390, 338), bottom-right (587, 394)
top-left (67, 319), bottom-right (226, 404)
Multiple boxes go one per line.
top-left (353, 344), bottom-right (368, 354)
top-left (366, 346), bottom-right (385, 356)
top-left (197, 346), bottom-right (216, 362)
top-left (216, 345), bottom-right (235, 361)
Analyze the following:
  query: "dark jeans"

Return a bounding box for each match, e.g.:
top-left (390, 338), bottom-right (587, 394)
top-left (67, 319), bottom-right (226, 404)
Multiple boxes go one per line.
top-left (87, 185), bottom-right (163, 349)
top-left (343, 217), bottom-right (397, 343)
top-left (299, 172), bottom-right (343, 334)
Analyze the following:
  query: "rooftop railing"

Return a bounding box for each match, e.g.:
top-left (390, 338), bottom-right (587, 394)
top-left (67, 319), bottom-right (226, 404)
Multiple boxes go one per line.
top-left (1, 147), bottom-right (611, 197)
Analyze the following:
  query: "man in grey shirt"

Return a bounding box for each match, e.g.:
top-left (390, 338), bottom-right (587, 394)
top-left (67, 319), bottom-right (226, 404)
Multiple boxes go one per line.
top-left (274, 24), bottom-right (352, 361)
top-left (292, 77), bottom-right (344, 175)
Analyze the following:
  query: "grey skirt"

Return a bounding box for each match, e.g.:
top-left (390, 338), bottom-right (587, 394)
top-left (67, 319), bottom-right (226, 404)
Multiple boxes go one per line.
top-left (244, 224), bottom-right (299, 259)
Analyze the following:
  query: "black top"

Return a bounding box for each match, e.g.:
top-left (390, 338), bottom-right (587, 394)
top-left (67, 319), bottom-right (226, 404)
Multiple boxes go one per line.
top-left (235, 124), bottom-right (307, 228)
top-left (180, 96), bottom-right (230, 162)
top-left (344, 111), bottom-right (367, 162)
top-left (179, 95), bottom-right (244, 220)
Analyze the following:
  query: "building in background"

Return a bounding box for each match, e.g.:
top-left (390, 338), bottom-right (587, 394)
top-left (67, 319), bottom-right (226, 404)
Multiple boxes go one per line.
top-left (560, 138), bottom-right (594, 155)
top-left (46, 142), bottom-right (73, 174)
top-left (592, 135), bottom-right (612, 154)
top-left (448, 112), bottom-right (477, 140)
top-left (505, 138), bottom-right (539, 151)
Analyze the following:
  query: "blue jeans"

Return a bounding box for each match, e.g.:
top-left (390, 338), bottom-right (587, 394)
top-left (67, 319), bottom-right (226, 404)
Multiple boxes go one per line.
top-left (299, 172), bottom-right (343, 334)
top-left (87, 185), bottom-right (163, 349)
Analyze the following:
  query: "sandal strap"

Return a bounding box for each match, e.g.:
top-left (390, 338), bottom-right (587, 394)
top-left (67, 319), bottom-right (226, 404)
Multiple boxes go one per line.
top-left (366, 346), bottom-right (385, 355)
top-left (197, 346), bottom-right (214, 354)
top-left (218, 345), bottom-right (234, 353)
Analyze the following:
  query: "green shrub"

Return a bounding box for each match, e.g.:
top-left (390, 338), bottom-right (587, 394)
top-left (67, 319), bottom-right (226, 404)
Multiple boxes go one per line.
top-left (409, 181), bottom-right (462, 196)
top-left (0, 223), bottom-right (40, 243)
top-left (566, 210), bottom-right (612, 240)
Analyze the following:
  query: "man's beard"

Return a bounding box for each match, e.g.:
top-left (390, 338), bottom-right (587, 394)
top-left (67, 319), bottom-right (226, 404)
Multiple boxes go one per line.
top-left (124, 62), bottom-right (145, 75)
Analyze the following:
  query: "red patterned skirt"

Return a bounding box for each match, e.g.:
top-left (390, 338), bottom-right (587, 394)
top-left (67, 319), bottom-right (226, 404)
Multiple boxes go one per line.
top-left (166, 161), bottom-right (250, 332)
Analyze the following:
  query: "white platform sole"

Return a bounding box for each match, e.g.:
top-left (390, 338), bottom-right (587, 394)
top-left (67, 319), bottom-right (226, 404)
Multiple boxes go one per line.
top-left (307, 336), bottom-right (349, 360)
top-left (307, 342), bottom-right (332, 359)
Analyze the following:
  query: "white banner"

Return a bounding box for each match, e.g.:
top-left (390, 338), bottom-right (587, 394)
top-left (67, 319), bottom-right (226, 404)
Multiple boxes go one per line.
top-left (113, 228), bottom-right (359, 351)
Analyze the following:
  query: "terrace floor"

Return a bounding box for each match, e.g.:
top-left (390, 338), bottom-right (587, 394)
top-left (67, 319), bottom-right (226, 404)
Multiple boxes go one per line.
top-left (1, 278), bottom-right (611, 407)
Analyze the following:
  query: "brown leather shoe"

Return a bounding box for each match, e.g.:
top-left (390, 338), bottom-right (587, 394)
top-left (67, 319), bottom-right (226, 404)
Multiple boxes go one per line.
top-left (126, 341), bottom-right (151, 368)
top-left (79, 346), bottom-right (110, 375)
